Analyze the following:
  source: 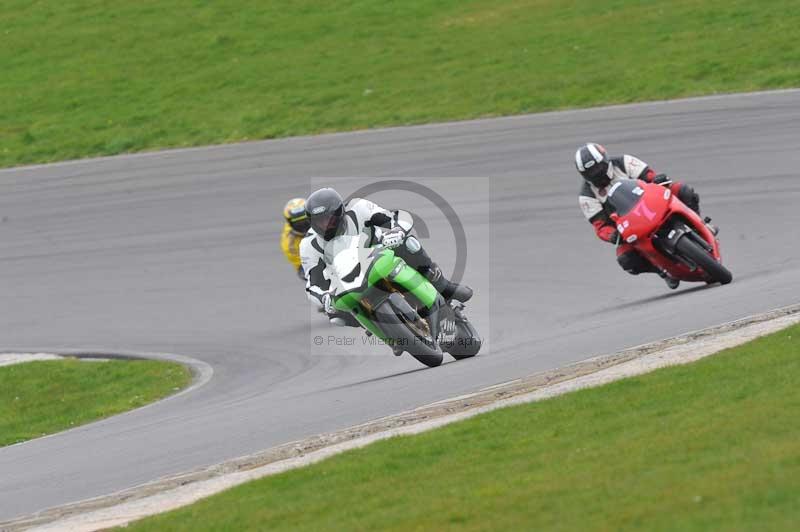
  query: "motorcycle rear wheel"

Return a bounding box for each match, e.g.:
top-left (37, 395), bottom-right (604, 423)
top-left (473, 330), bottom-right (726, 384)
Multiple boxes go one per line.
top-left (676, 236), bottom-right (733, 285)
top-left (446, 319), bottom-right (482, 360)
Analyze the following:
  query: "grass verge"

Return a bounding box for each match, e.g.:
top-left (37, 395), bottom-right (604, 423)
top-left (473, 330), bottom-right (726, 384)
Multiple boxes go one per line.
top-left (124, 324), bottom-right (799, 531)
top-left (2, 0), bottom-right (799, 167)
top-left (0, 358), bottom-right (191, 447)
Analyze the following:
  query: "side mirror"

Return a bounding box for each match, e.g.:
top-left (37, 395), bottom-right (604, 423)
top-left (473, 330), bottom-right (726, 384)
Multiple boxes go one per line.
top-left (610, 213), bottom-right (619, 222)
top-left (395, 210), bottom-right (415, 232)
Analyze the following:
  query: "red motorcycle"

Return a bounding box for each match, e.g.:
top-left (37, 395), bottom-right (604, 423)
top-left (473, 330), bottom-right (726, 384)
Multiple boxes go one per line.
top-left (606, 179), bottom-right (732, 285)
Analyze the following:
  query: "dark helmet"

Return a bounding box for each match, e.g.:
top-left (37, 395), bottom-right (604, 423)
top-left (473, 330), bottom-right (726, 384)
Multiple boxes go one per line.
top-left (575, 142), bottom-right (610, 188)
top-left (283, 198), bottom-right (311, 234)
top-left (306, 188), bottom-right (344, 241)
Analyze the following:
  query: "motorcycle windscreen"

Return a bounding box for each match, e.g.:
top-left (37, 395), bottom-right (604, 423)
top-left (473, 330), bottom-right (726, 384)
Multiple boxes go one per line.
top-left (606, 180), bottom-right (645, 216)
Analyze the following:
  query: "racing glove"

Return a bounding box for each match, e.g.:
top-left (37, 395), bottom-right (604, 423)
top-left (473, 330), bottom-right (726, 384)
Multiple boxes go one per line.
top-left (593, 219), bottom-right (619, 245)
top-left (321, 292), bottom-right (336, 315)
top-left (380, 227), bottom-right (405, 249)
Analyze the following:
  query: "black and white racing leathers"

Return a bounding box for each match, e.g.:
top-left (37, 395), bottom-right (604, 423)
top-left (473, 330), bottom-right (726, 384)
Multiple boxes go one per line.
top-left (300, 198), bottom-right (471, 322)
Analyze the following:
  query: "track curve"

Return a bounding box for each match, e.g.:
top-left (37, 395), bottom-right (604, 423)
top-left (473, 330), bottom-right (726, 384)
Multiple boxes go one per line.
top-left (1, 90), bottom-right (799, 520)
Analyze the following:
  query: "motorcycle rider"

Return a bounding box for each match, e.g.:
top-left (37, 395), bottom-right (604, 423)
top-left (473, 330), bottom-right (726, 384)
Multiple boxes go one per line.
top-left (281, 198), bottom-right (311, 280)
top-left (575, 142), bottom-right (713, 290)
top-left (300, 188), bottom-right (472, 325)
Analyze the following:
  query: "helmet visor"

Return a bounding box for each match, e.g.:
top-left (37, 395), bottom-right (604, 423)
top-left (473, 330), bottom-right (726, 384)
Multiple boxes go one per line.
top-left (582, 161), bottom-right (609, 188)
top-left (309, 205), bottom-right (344, 239)
top-left (289, 217), bottom-right (311, 234)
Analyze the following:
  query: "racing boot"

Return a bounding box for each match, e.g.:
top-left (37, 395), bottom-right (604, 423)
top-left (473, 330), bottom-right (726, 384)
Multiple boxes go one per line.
top-left (659, 270), bottom-right (680, 290)
top-left (426, 264), bottom-right (473, 303)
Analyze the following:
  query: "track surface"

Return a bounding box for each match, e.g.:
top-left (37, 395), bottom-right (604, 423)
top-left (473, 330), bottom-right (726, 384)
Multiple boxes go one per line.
top-left (1, 91), bottom-right (799, 520)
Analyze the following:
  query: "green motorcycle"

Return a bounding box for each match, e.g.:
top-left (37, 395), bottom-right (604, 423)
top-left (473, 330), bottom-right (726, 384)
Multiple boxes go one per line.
top-left (327, 230), bottom-right (481, 368)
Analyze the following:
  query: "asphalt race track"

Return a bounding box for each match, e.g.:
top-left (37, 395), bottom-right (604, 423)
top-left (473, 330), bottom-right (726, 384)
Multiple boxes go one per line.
top-left (1, 91), bottom-right (799, 521)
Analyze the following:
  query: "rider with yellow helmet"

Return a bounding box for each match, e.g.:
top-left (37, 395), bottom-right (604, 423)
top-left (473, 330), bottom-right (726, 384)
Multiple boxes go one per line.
top-left (281, 198), bottom-right (311, 279)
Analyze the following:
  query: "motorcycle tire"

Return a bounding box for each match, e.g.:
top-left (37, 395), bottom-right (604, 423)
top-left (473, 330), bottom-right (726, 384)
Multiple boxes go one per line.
top-left (676, 236), bottom-right (733, 285)
top-left (374, 300), bottom-right (443, 368)
top-left (447, 319), bottom-right (482, 360)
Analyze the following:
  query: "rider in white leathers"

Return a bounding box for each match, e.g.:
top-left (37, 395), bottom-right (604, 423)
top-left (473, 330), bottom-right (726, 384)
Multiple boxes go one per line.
top-left (300, 188), bottom-right (471, 324)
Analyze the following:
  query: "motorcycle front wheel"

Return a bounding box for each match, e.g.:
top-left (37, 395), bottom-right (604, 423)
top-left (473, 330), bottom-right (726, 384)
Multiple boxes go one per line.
top-left (374, 300), bottom-right (443, 368)
top-left (676, 236), bottom-right (733, 285)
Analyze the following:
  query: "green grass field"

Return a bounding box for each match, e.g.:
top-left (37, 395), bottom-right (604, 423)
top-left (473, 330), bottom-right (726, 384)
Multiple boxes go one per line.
top-left (0, 358), bottom-right (191, 447)
top-left (124, 323), bottom-right (800, 531)
top-left (2, 0), bottom-right (799, 168)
